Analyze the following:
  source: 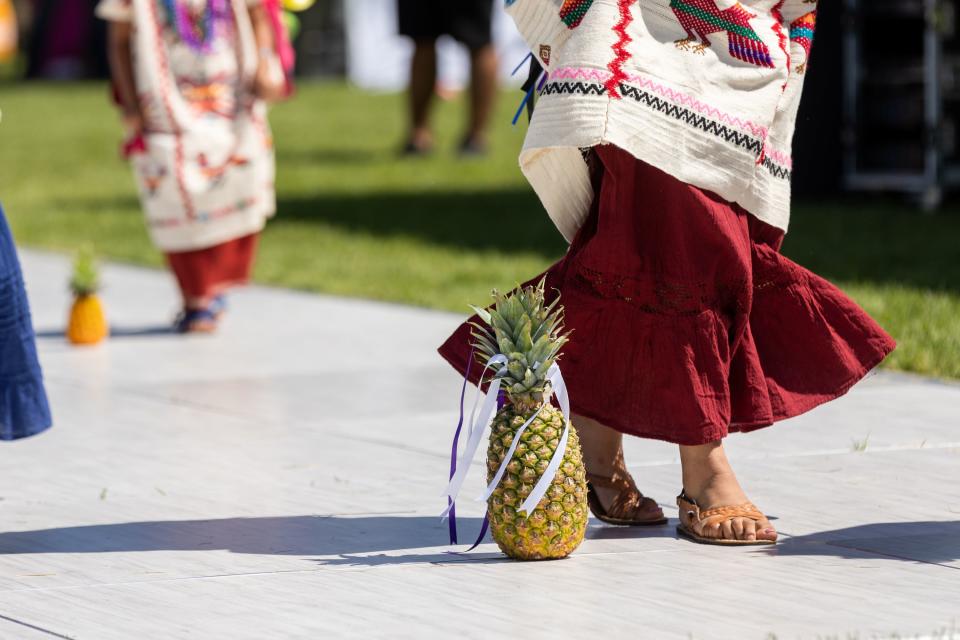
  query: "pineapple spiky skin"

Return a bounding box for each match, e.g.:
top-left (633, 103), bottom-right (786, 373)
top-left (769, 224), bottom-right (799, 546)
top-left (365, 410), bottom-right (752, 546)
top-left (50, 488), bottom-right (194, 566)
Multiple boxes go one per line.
top-left (68, 294), bottom-right (108, 345)
top-left (472, 279), bottom-right (587, 560)
top-left (486, 403), bottom-right (588, 560)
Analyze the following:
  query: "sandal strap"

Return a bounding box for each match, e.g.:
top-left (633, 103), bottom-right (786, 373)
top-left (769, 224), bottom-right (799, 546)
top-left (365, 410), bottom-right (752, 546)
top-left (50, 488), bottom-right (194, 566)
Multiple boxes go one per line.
top-left (586, 471), bottom-right (634, 492)
top-left (174, 308), bottom-right (217, 333)
top-left (699, 504), bottom-right (765, 521)
top-left (677, 492), bottom-right (767, 531)
top-left (588, 471), bottom-right (654, 520)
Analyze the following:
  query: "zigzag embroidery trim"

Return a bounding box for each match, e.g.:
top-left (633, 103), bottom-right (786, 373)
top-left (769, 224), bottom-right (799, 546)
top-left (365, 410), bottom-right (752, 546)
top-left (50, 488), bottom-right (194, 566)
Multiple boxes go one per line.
top-left (541, 81), bottom-right (609, 97)
top-left (550, 67), bottom-right (769, 139)
top-left (540, 80), bottom-right (792, 181)
top-left (764, 147), bottom-right (793, 170)
top-left (762, 156), bottom-right (791, 180)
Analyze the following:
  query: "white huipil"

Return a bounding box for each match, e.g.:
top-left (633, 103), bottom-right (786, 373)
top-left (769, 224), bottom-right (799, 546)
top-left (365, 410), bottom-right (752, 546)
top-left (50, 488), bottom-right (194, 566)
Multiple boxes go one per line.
top-left (96, 0), bottom-right (276, 252)
top-left (505, 0), bottom-right (818, 241)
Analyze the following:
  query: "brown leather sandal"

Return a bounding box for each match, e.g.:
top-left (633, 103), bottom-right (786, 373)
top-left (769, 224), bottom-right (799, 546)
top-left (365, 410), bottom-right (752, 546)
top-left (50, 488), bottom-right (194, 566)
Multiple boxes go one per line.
top-left (587, 472), bottom-right (668, 526)
top-left (676, 489), bottom-right (776, 546)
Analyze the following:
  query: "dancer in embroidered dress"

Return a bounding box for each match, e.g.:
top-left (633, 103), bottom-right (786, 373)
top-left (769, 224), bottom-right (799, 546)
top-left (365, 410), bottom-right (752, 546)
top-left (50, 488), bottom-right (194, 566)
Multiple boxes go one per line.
top-left (0, 204), bottom-right (52, 443)
top-left (440, 0), bottom-right (895, 545)
top-left (98, 0), bottom-right (284, 333)
top-left (397, 0), bottom-right (498, 156)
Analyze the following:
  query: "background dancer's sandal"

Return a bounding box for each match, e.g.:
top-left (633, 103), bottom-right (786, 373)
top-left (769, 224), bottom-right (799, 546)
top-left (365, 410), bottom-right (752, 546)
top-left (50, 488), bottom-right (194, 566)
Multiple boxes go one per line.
top-left (676, 490), bottom-right (776, 546)
top-left (587, 472), bottom-right (668, 526)
top-left (174, 308), bottom-right (218, 334)
top-left (208, 294), bottom-right (228, 319)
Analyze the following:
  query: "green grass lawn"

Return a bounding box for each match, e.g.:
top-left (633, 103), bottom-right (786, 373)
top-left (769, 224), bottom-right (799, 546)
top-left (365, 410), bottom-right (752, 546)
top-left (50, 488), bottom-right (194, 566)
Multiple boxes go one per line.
top-left (1, 81), bottom-right (959, 378)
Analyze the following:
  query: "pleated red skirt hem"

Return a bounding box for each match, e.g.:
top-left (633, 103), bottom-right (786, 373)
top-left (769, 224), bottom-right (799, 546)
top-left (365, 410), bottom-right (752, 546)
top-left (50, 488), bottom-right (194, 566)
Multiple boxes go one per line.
top-left (165, 233), bottom-right (259, 300)
top-left (438, 146), bottom-right (896, 446)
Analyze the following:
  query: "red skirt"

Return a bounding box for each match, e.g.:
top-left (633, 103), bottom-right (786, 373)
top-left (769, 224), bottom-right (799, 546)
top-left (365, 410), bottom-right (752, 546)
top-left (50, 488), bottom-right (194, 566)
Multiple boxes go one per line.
top-left (165, 233), bottom-right (259, 302)
top-left (438, 146), bottom-right (896, 446)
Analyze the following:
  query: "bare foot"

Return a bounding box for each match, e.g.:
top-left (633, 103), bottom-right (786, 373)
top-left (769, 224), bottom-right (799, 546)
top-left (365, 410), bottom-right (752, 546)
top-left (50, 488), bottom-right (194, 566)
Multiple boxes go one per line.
top-left (679, 441), bottom-right (777, 542)
top-left (574, 414), bottom-right (664, 523)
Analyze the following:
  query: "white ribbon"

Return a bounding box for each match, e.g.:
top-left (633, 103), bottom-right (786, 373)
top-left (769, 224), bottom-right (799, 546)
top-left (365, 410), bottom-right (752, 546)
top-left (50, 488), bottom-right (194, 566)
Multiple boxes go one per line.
top-left (480, 364), bottom-right (572, 518)
top-left (441, 354), bottom-right (507, 519)
top-left (441, 358), bottom-right (574, 521)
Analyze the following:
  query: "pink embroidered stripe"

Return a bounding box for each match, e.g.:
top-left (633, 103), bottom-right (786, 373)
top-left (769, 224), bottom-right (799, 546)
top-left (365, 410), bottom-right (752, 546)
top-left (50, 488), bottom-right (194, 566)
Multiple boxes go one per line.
top-left (550, 66), bottom-right (770, 139)
top-left (764, 146), bottom-right (792, 169)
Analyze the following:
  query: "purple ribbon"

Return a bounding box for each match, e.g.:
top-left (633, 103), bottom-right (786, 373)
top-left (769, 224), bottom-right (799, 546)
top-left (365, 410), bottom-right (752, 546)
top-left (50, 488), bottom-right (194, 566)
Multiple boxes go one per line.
top-left (447, 348), bottom-right (474, 545)
top-left (446, 355), bottom-right (508, 551)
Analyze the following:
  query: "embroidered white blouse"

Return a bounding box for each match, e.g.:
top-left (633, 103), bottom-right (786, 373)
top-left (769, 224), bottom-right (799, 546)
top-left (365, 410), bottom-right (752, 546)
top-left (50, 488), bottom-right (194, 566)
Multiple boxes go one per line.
top-left (96, 0), bottom-right (275, 252)
top-left (506, 0), bottom-right (818, 240)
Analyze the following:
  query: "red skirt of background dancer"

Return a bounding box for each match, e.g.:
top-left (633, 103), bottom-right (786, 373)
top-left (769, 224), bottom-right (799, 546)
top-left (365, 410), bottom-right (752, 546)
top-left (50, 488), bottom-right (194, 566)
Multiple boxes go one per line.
top-left (438, 145), bottom-right (896, 446)
top-left (165, 233), bottom-right (259, 302)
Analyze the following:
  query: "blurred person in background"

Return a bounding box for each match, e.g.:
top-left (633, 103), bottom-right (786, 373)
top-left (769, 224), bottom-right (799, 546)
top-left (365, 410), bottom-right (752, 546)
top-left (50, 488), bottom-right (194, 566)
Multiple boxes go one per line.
top-left (98, 0), bottom-right (286, 333)
top-left (397, 0), bottom-right (497, 156)
top-left (24, 0), bottom-right (108, 79)
top-left (0, 204), bottom-right (52, 443)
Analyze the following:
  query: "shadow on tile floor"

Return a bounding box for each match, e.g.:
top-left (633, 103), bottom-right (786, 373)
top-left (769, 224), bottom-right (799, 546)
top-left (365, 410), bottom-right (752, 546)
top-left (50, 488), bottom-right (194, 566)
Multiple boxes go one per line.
top-left (0, 516), bottom-right (495, 566)
top-left (0, 515), bottom-right (672, 566)
top-left (1, 517), bottom-right (956, 566)
top-left (757, 521), bottom-right (960, 565)
top-left (35, 325), bottom-right (176, 339)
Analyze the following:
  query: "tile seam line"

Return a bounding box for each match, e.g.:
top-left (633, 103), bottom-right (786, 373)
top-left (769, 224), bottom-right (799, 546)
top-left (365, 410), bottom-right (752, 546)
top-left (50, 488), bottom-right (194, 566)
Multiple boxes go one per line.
top-left (822, 541), bottom-right (960, 571)
top-left (42, 376), bottom-right (462, 459)
top-left (0, 613), bottom-right (75, 639)
top-left (3, 539), bottom-right (952, 597)
top-left (40, 375), bottom-right (960, 462)
top-left (626, 441), bottom-right (960, 467)
top-left (41, 377), bottom-right (960, 452)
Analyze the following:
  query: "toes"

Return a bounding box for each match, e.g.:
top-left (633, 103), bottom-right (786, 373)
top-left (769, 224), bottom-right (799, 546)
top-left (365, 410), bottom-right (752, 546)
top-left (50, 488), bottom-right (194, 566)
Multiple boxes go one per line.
top-left (639, 497), bottom-right (663, 519)
top-left (731, 518), bottom-right (746, 540)
top-left (720, 519), bottom-right (735, 540)
top-left (743, 519), bottom-right (757, 541)
top-left (757, 519), bottom-right (778, 542)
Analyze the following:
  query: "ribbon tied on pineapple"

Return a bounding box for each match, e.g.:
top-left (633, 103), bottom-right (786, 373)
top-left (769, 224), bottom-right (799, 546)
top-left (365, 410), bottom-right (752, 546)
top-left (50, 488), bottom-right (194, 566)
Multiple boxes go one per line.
top-left (442, 353), bottom-right (571, 551)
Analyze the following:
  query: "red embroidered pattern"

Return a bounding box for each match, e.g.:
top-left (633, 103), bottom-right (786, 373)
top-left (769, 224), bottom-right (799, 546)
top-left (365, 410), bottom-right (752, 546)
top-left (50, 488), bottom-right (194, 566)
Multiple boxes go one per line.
top-left (669, 0), bottom-right (773, 68)
top-left (149, 195), bottom-right (259, 228)
top-left (606, 0), bottom-right (636, 99)
top-left (148, 0), bottom-right (196, 220)
top-left (770, 1), bottom-right (790, 83)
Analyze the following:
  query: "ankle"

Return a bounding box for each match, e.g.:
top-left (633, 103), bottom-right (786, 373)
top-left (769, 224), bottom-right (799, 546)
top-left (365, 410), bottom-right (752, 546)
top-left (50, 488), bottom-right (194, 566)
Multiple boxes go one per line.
top-left (585, 457), bottom-right (620, 479)
top-left (574, 414), bottom-right (624, 477)
top-left (679, 441), bottom-right (747, 503)
top-left (681, 468), bottom-right (739, 501)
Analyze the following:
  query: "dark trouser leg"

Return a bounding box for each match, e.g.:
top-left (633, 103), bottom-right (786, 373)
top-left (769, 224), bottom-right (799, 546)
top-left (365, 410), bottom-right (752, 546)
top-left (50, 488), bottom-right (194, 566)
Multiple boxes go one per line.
top-left (465, 43), bottom-right (497, 148)
top-left (408, 39), bottom-right (438, 150)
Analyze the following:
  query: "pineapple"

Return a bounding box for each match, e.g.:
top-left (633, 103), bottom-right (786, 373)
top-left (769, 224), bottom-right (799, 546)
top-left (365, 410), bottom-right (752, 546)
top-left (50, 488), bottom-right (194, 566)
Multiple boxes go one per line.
top-left (67, 246), bottom-right (108, 346)
top-left (472, 280), bottom-right (588, 560)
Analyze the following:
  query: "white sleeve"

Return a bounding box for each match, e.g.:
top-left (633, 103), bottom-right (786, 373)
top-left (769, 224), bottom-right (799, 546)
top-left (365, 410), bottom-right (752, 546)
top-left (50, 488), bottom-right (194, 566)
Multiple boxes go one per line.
top-left (505, 0), bottom-right (574, 70)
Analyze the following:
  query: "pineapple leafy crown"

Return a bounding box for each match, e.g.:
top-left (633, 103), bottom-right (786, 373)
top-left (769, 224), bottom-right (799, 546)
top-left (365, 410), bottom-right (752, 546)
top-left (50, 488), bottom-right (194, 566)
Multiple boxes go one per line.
top-left (70, 245), bottom-right (101, 297)
top-left (470, 279), bottom-right (569, 407)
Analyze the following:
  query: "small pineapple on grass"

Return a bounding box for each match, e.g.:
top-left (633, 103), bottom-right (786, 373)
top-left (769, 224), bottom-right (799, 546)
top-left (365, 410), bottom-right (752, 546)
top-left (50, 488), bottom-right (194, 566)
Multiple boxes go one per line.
top-left (472, 280), bottom-right (588, 560)
top-left (67, 246), bottom-right (108, 345)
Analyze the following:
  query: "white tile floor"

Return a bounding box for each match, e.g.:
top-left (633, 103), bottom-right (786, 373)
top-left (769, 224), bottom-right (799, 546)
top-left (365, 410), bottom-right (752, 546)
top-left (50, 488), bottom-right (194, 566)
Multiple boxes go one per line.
top-left (1, 250), bottom-right (958, 639)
